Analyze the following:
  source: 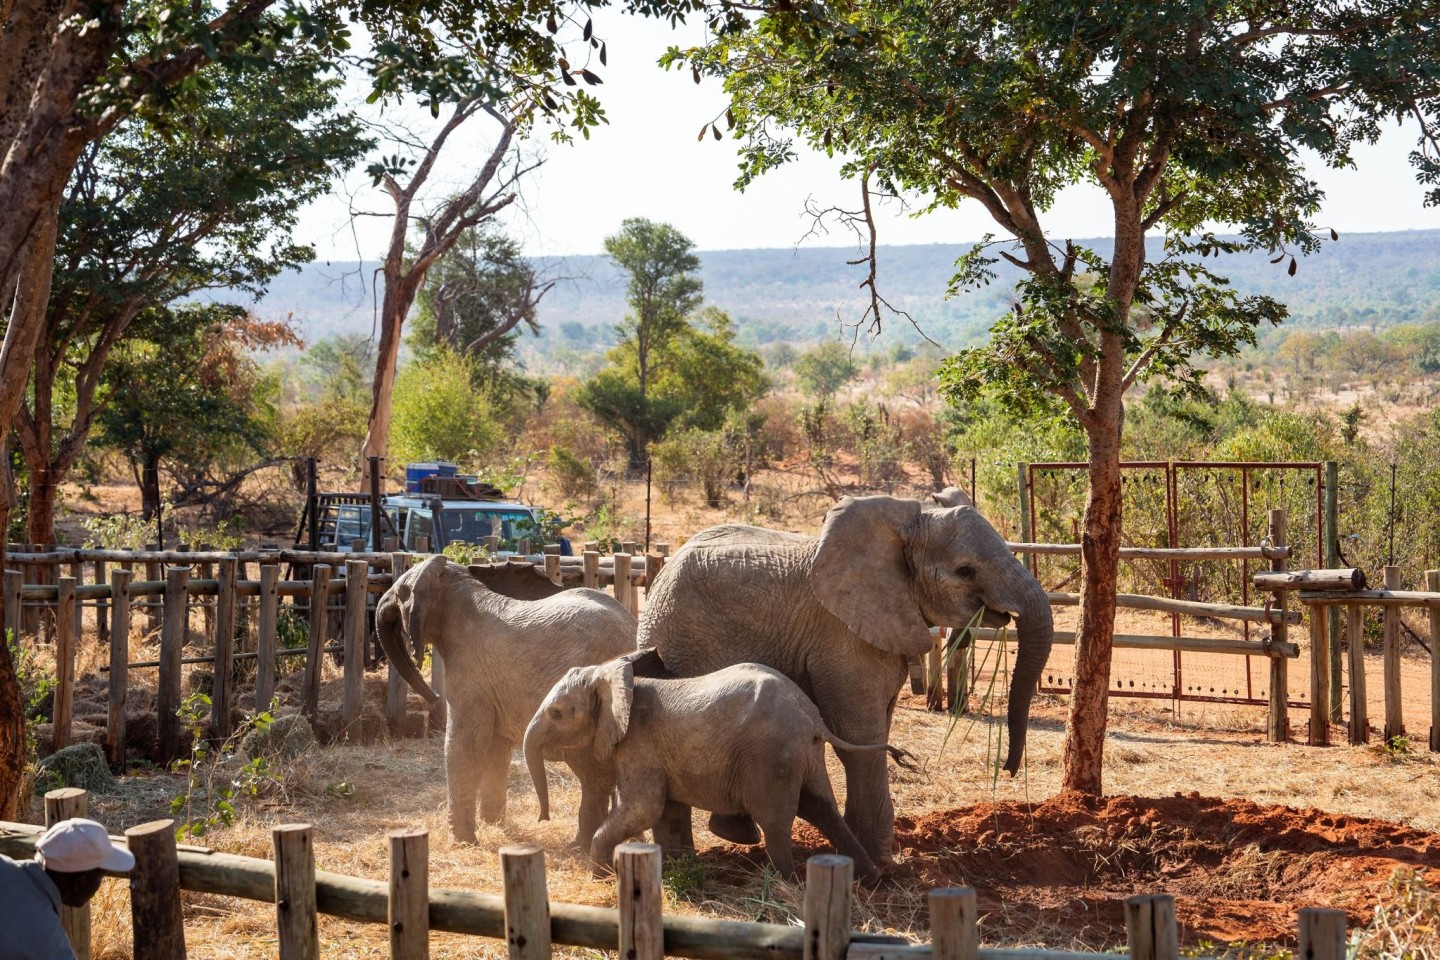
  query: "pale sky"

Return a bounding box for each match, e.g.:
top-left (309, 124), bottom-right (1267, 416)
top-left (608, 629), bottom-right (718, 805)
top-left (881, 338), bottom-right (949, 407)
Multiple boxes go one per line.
top-left (298, 9), bottom-right (1440, 262)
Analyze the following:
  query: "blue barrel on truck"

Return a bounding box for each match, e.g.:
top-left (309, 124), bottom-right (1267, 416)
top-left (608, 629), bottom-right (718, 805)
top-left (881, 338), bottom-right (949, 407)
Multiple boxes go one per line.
top-left (405, 461), bottom-right (458, 493)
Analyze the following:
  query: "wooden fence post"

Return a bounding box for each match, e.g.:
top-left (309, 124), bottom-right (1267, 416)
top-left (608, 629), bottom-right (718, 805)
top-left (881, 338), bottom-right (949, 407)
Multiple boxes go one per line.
top-left (45, 788), bottom-right (91, 960)
top-left (69, 560), bottom-right (84, 645)
top-left (1267, 508), bottom-right (1289, 742)
top-left (1297, 908), bottom-right (1347, 960)
top-left (1347, 603), bottom-right (1367, 745)
top-left (615, 843), bottom-right (663, 960)
top-left (126, 820), bottom-right (186, 960)
top-left (1382, 565), bottom-right (1405, 743)
top-left (926, 632), bottom-right (944, 712)
top-left (582, 551), bottom-right (599, 590)
top-left (389, 827), bottom-right (429, 960)
top-left (929, 887), bottom-right (978, 960)
top-left (53, 575), bottom-right (76, 751)
top-left (500, 844), bottom-right (551, 960)
top-left (387, 553), bottom-right (410, 736)
top-left (947, 630), bottom-right (971, 714)
top-left (343, 559), bottom-right (368, 741)
top-left (95, 559), bottom-right (108, 648)
top-left (645, 552), bottom-right (664, 595)
top-left (107, 567), bottom-right (132, 768)
top-left (1325, 460), bottom-right (1343, 723)
top-left (274, 823), bottom-right (319, 960)
top-left (145, 556), bottom-right (162, 634)
top-left (158, 566), bottom-right (190, 767)
top-left (544, 546), bottom-right (561, 586)
top-left (803, 855), bottom-right (852, 960)
top-left (1125, 893), bottom-right (1178, 960)
top-left (1308, 602), bottom-right (1330, 747)
top-left (256, 564), bottom-right (280, 712)
top-left (198, 557), bottom-right (214, 638)
top-left (1429, 570), bottom-right (1440, 752)
top-left (301, 564), bottom-right (331, 723)
top-left (614, 553), bottom-right (633, 612)
top-left (213, 558), bottom-right (238, 740)
top-left (4, 568), bottom-right (21, 642)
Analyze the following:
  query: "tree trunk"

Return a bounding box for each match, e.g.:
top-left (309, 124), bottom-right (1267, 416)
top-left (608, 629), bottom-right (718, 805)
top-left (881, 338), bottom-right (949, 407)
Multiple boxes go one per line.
top-left (141, 453), bottom-right (163, 521)
top-left (361, 275), bottom-right (419, 486)
top-left (0, 595), bottom-right (23, 820)
top-left (1060, 416), bottom-right (1124, 794)
top-left (25, 465), bottom-right (56, 547)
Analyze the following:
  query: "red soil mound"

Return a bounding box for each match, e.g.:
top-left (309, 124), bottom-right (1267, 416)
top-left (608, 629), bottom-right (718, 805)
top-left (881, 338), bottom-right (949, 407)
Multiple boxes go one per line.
top-left (701, 793), bottom-right (1440, 949)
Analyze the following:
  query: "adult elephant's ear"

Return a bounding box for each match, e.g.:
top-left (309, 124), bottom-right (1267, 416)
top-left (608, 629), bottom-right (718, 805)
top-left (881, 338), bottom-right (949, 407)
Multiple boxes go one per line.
top-left (403, 555), bottom-right (451, 660)
top-left (812, 496), bottom-right (935, 656)
top-left (593, 659), bottom-right (634, 762)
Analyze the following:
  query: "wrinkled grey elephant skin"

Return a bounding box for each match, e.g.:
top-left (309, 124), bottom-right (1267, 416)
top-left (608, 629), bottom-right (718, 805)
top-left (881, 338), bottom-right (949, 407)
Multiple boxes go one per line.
top-left (635, 488), bottom-right (1055, 864)
top-left (376, 555), bottom-right (636, 843)
top-left (524, 658), bottom-right (884, 884)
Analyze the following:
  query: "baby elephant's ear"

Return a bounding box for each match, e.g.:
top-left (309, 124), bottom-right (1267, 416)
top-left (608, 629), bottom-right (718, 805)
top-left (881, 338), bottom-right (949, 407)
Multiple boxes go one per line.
top-left (593, 659), bottom-right (634, 762)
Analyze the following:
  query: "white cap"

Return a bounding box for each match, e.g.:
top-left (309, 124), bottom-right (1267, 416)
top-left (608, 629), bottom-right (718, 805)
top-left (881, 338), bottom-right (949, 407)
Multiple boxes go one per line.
top-left (34, 819), bottom-right (135, 873)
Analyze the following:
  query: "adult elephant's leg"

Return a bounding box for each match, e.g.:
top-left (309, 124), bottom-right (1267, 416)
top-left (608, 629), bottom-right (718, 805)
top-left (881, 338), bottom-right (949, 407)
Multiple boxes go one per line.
top-left (445, 704), bottom-right (493, 844)
top-left (653, 800), bottom-right (696, 856)
top-left (477, 736), bottom-right (512, 825)
top-left (814, 666), bottom-right (904, 865)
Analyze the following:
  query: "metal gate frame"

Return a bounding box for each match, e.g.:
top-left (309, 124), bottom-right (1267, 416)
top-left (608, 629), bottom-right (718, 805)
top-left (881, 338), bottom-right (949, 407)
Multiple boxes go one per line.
top-left (1023, 460), bottom-right (1325, 708)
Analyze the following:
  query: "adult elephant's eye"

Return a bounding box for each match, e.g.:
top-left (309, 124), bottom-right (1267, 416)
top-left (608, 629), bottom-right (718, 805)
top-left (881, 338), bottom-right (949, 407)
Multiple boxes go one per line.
top-left (956, 564), bottom-right (976, 581)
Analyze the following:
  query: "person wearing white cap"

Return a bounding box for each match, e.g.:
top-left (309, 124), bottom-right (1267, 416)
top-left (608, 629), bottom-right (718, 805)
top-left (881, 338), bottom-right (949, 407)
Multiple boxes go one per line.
top-left (0, 818), bottom-right (134, 960)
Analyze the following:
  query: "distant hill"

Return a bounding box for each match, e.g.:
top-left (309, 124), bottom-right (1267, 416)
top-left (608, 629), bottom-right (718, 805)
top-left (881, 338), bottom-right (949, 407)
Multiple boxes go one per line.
top-left (242, 229), bottom-right (1440, 355)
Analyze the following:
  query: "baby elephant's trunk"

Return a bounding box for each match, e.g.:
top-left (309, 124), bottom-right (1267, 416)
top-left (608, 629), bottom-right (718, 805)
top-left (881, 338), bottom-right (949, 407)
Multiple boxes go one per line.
top-left (522, 715), bottom-right (551, 821)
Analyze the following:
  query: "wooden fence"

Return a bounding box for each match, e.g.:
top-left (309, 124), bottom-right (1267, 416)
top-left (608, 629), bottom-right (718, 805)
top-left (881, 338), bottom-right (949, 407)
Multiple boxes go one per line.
top-left (0, 788), bottom-right (1351, 960)
top-left (1256, 563), bottom-right (1440, 750)
top-left (917, 508), bottom-right (1301, 741)
top-left (1, 543), bottom-right (663, 767)
top-left (5, 526), bottom-right (1315, 764)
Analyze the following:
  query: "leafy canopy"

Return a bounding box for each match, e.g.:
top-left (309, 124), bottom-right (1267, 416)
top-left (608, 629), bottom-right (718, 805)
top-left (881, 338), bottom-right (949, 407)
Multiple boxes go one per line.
top-left (671, 0), bottom-right (1440, 426)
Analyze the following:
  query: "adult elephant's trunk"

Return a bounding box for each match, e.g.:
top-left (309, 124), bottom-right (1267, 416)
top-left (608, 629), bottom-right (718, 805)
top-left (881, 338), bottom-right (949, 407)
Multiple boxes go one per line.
top-left (376, 595), bottom-right (440, 704)
top-left (523, 714), bottom-right (551, 821)
top-left (1003, 581), bottom-right (1055, 775)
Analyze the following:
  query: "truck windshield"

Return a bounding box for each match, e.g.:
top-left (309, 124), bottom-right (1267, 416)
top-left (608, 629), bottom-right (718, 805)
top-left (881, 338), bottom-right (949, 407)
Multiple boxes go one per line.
top-left (441, 509), bottom-right (537, 545)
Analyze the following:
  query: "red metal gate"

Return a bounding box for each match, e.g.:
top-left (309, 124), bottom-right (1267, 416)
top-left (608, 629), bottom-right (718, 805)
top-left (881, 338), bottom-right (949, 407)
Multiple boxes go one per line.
top-left (1023, 460), bottom-right (1324, 708)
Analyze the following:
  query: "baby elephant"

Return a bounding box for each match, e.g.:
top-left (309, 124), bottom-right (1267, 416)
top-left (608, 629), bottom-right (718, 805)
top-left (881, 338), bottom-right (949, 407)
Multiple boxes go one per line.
top-left (523, 657), bottom-right (883, 884)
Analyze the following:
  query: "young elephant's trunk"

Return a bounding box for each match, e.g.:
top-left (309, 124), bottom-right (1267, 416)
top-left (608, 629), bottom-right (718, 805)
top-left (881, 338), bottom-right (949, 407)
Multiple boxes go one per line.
top-left (522, 714), bottom-right (551, 821)
top-left (375, 595), bottom-right (439, 704)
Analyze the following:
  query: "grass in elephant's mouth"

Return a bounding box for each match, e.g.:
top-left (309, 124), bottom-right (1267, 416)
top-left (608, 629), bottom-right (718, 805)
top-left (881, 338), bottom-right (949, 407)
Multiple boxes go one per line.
top-left (53, 667), bottom-right (1440, 958)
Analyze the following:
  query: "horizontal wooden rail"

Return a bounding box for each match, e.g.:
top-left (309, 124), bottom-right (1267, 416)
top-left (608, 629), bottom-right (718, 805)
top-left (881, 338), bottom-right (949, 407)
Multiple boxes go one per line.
top-left (1045, 591), bottom-right (1301, 625)
top-left (1297, 588), bottom-right (1440, 607)
top-left (967, 628), bottom-right (1299, 659)
top-left (100, 644), bottom-right (343, 672)
top-left (1008, 543), bottom-right (1290, 561)
top-left (1253, 568), bottom-right (1365, 591)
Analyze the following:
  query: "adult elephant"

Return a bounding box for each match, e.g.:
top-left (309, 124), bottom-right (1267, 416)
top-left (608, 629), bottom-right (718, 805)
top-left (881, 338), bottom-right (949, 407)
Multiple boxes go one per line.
top-left (636, 488), bottom-right (1054, 864)
top-left (378, 555), bottom-right (636, 844)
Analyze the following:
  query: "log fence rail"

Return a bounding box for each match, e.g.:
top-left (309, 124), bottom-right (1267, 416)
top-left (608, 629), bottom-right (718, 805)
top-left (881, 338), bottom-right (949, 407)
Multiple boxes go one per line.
top-left (0, 792), bottom-right (1349, 960)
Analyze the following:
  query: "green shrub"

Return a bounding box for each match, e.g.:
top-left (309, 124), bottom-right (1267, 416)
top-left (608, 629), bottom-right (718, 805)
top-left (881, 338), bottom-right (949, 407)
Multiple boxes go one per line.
top-left (548, 445), bottom-right (597, 500)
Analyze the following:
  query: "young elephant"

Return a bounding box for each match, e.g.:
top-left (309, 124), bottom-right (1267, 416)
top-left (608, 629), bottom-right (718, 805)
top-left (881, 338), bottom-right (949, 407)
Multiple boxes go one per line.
top-left (523, 656), bottom-right (883, 884)
top-left (376, 555), bottom-right (636, 845)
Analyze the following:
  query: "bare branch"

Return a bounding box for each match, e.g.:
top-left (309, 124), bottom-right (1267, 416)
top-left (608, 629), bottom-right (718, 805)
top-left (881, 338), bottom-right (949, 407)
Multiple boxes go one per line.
top-left (801, 173), bottom-right (938, 346)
